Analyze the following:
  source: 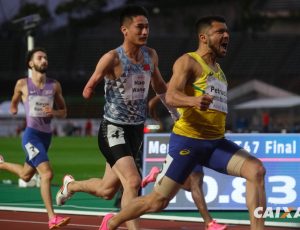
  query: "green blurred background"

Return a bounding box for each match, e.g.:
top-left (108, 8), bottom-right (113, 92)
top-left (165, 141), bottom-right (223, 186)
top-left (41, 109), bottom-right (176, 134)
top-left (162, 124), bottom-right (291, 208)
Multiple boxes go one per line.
top-left (0, 136), bottom-right (105, 185)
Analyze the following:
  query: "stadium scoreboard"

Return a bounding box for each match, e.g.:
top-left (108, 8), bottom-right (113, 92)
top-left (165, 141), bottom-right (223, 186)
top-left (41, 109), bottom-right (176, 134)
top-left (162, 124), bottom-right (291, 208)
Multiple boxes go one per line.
top-left (142, 133), bottom-right (300, 210)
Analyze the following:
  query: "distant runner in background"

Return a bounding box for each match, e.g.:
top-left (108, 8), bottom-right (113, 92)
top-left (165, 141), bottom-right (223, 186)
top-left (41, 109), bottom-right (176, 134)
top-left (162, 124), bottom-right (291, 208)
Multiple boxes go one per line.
top-left (0, 47), bottom-right (70, 229)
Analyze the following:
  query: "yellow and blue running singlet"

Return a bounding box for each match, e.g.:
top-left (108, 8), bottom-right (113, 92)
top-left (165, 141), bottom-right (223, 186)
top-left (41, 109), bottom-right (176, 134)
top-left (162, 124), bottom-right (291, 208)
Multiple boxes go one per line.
top-left (173, 52), bottom-right (228, 139)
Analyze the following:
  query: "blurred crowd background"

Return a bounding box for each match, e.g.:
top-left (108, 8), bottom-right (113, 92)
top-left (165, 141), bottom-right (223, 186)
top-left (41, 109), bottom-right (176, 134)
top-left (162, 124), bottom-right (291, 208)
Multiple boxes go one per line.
top-left (1, 0), bottom-right (300, 135)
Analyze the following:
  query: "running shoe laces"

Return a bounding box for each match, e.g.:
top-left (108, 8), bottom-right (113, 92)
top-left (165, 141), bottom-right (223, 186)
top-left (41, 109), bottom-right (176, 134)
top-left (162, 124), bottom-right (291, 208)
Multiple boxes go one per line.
top-left (56, 174), bottom-right (74, 206)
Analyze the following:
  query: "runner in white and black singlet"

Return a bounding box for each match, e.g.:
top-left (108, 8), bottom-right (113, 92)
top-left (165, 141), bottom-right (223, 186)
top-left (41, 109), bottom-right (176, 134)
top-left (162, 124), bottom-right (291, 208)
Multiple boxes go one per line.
top-left (56, 5), bottom-right (177, 230)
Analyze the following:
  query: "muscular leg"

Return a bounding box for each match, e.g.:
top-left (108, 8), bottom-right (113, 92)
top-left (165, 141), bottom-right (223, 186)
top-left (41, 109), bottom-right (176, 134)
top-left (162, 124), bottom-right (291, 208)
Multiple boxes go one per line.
top-left (108, 176), bottom-right (181, 230)
top-left (0, 159), bottom-right (58, 220)
top-left (36, 162), bottom-right (55, 219)
top-left (224, 148), bottom-right (266, 230)
top-left (0, 161), bottom-right (36, 182)
top-left (111, 156), bottom-right (142, 230)
top-left (68, 156), bottom-right (142, 230)
top-left (188, 172), bottom-right (214, 227)
top-left (67, 163), bottom-right (121, 200)
top-left (144, 169), bottom-right (214, 225)
top-left (182, 172), bottom-right (227, 229)
top-left (240, 156), bottom-right (266, 230)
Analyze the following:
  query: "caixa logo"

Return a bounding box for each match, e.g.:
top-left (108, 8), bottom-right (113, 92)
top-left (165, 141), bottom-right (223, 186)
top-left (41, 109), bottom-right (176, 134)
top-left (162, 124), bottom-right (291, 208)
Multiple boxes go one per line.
top-left (254, 207), bottom-right (300, 219)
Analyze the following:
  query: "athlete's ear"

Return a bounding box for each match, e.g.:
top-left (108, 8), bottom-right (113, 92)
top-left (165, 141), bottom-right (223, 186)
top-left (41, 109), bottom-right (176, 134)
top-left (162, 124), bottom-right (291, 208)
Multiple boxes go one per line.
top-left (28, 60), bottom-right (34, 68)
top-left (120, 25), bottom-right (127, 36)
top-left (199, 33), bottom-right (207, 44)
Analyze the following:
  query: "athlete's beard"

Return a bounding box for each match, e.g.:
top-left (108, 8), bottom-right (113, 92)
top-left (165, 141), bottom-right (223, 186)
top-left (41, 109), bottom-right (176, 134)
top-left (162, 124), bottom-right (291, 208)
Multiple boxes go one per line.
top-left (207, 39), bottom-right (224, 58)
top-left (33, 64), bottom-right (47, 73)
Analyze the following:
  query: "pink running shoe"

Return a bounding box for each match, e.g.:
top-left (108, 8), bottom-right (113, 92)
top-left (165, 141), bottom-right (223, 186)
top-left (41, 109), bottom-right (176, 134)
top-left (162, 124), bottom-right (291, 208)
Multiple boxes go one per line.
top-left (141, 166), bottom-right (160, 188)
top-left (99, 213), bottom-right (114, 230)
top-left (206, 220), bottom-right (227, 230)
top-left (48, 215), bottom-right (70, 229)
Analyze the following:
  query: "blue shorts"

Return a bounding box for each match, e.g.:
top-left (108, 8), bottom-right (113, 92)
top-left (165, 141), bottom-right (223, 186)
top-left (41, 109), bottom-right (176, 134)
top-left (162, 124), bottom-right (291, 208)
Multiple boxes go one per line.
top-left (22, 127), bottom-right (52, 168)
top-left (165, 133), bottom-right (242, 184)
top-left (192, 164), bottom-right (203, 174)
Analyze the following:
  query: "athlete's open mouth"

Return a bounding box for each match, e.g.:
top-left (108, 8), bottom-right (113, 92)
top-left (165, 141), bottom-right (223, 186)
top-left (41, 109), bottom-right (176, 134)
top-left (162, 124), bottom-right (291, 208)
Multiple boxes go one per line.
top-left (221, 42), bottom-right (228, 50)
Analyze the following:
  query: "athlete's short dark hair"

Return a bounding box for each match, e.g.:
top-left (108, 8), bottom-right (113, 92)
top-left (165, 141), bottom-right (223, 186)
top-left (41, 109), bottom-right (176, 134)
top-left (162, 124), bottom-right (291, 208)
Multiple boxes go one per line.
top-left (195, 16), bottom-right (226, 34)
top-left (26, 47), bottom-right (47, 69)
top-left (119, 5), bottom-right (149, 26)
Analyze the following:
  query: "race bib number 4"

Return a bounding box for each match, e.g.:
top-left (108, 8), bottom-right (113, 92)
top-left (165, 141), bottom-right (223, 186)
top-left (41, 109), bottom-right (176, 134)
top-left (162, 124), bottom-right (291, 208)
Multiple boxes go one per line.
top-left (107, 124), bottom-right (126, 147)
top-left (28, 95), bottom-right (53, 117)
top-left (25, 142), bottom-right (40, 160)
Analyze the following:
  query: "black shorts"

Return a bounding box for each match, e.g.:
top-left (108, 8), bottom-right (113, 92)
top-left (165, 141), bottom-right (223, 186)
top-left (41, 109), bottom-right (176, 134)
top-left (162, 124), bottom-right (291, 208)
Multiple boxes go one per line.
top-left (98, 119), bottom-right (144, 167)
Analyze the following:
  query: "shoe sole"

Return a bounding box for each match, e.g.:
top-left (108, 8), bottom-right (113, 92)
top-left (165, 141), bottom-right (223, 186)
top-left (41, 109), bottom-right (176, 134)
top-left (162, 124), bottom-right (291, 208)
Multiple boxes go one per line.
top-left (141, 167), bottom-right (160, 188)
top-left (206, 224), bottom-right (227, 230)
top-left (49, 217), bottom-right (71, 229)
top-left (99, 214), bottom-right (114, 230)
top-left (56, 186), bottom-right (65, 206)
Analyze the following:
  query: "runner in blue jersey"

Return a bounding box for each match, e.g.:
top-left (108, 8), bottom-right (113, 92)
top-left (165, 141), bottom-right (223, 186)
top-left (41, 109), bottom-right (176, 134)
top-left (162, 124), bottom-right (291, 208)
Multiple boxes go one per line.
top-left (55, 5), bottom-right (176, 230)
top-left (0, 47), bottom-right (70, 229)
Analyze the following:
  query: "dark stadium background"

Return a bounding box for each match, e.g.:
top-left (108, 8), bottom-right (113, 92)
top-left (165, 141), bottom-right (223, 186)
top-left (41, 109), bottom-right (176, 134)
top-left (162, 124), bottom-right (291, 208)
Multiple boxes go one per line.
top-left (1, 0), bottom-right (300, 132)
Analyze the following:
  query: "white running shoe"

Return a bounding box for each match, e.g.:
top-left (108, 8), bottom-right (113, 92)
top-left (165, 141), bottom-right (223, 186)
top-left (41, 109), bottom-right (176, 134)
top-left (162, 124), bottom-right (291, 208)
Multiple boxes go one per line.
top-left (0, 155), bottom-right (4, 163)
top-left (56, 174), bottom-right (75, 206)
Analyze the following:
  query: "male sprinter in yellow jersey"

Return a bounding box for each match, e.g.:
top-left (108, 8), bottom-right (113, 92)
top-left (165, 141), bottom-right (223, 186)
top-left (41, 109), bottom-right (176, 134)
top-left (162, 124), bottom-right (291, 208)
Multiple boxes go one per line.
top-left (99, 16), bottom-right (266, 230)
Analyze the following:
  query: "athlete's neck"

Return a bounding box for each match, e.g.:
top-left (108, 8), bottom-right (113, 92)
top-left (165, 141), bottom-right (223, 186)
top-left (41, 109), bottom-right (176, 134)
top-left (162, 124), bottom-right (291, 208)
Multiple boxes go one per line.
top-left (195, 50), bottom-right (218, 71)
top-left (122, 43), bottom-right (143, 63)
top-left (31, 73), bottom-right (46, 89)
